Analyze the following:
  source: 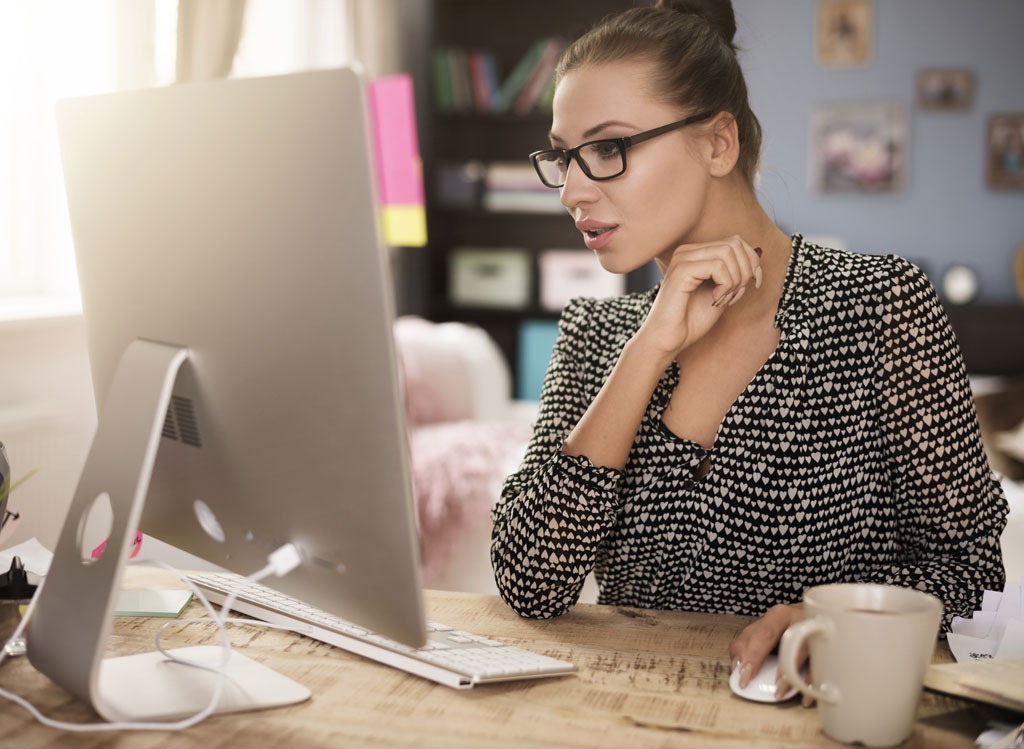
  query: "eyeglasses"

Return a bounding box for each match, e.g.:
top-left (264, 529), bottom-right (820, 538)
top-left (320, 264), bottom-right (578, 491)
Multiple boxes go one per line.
top-left (529, 111), bottom-right (714, 189)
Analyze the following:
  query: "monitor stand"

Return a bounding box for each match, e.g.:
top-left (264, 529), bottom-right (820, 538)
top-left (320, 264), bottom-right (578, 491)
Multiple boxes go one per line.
top-left (26, 339), bottom-right (311, 723)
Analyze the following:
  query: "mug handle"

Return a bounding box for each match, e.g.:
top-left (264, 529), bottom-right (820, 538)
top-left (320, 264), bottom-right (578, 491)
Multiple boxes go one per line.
top-left (779, 617), bottom-right (840, 705)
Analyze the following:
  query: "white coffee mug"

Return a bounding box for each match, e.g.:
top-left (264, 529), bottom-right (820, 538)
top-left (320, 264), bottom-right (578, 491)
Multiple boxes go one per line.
top-left (778, 583), bottom-right (943, 748)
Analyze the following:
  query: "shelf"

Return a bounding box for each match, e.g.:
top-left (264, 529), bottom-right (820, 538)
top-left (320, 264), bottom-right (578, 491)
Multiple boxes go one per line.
top-left (430, 206), bottom-right (567, 220)
top-left (438, 305), bottom-right (561, 321)
top-left (945, 303), bottom-right (1024, 376)
top-left (418, 0), bottom-right (649, 394)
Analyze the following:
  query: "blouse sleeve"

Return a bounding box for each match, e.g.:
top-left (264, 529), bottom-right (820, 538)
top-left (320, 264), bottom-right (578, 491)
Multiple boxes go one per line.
top-left (490, 297), bottom-right (625, 618)
top-left (873, 257), bottom-right (1008, 630)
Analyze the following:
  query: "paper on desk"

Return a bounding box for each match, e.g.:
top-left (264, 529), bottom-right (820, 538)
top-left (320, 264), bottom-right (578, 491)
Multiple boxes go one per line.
top-left (995, 618), bottom-right (1024, 659)
top-left (116, 589), bottom-right (193, 618)
top-left (0, 537), bottom-right (52, 577)
top-left (949, 577), bottom-right (1024, 662)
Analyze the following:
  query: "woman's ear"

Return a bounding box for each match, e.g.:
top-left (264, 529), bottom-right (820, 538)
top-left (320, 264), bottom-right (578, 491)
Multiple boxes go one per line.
top-left (706, 112), bottom-right (740, 177)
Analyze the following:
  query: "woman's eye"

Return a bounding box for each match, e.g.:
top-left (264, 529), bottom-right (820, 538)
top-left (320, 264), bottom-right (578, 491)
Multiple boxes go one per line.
top-left (587, 141), bottom-right (621, 161)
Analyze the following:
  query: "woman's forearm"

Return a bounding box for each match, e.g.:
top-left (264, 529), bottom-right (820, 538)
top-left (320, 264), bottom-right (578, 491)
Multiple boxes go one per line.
top-left (562, 334), bottom-right (672, 470)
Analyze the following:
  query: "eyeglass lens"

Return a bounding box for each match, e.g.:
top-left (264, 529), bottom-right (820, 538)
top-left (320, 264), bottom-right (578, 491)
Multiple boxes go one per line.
top-left (534, 140), bottom-right (625, 187)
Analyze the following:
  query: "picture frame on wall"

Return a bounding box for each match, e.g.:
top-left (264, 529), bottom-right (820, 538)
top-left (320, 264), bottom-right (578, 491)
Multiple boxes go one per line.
top-left (916, 68), bottom-right (975, 112)
top-left (809, 102), bottom-right (907, 194)
top-left (817, 0), bottom-right (873, 68)
top-left (986, 113), bottom-right (1024, 190)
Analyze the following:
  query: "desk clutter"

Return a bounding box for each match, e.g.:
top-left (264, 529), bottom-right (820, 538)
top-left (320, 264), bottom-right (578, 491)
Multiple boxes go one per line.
top-left (924, 577), bottom-right (1024, 714)
top-left (947, 578), bottom-right (1024, 663)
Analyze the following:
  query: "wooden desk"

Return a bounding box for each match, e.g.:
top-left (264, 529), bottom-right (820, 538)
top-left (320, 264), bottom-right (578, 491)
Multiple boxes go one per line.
top-left (0, 568), bottom-right (1011, 748)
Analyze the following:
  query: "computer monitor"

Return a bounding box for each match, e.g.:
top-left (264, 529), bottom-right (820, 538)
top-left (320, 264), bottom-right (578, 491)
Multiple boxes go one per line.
top-left (26, 67), bottom-right (426, 721)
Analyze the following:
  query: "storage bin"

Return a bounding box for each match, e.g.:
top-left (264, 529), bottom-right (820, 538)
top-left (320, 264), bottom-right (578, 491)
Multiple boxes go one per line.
top-left (516, 319), bottom-right (559, 401)
top-left (449, 248), bottom-right (531, 308)
top-left (538, 249), bottom-right (625, 311)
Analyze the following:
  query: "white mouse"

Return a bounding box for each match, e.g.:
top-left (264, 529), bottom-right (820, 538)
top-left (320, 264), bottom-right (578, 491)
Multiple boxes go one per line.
top-left (729, 654), bottom-right (800, 703)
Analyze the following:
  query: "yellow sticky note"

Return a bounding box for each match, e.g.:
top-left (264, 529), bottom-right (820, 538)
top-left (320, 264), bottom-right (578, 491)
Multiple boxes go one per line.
top-left (380, 205), bottom-right (427, 248)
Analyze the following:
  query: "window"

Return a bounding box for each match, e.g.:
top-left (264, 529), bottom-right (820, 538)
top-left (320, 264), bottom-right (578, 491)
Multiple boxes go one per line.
top-left (0, 1), bottom-right (118, 316)
top-left (0, 0), bottom-right (353, 320)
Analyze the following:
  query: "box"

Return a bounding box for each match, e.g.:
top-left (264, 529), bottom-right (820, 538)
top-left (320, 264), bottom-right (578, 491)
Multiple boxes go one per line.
top-left (435, 160), bottom-right (484, 208)
top-left (449, 248), bottom-right (531, 308)
top-left (538, 249), bottom-right (626, 311)
top-left (517, 319), bottom-right (560, 401)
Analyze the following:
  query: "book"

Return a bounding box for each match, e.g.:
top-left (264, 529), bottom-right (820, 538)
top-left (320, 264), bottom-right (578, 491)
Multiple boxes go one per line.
top-left (447, 47), bottom-right (474, 113)
top-left (430, 48), bottom-right (454, 112)
top-left (924, 658), bottom-right (1024, 713)
top-left (495, 38), bottom-right (551, 113)
top-left (512, 37), bottom-right (565, 115)
top-left (468, 49), bottom-right (499, 113)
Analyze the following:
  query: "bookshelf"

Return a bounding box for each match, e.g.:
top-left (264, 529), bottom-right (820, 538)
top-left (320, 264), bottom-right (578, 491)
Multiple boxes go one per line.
top-left (416, 0), bottom-right (655, 399)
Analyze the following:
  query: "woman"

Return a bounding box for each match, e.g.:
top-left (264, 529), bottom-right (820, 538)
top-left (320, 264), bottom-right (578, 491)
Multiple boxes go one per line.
top-left (490, 0), bottom-right (1008, 695)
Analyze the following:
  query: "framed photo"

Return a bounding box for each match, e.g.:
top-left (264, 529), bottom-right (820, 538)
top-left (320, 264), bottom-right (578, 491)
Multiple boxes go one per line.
top-left (986, 114), bottom-right (1024, 190)
top-left (817, 0), bottom-right (873, 68)
top-left (916, 68), bottom-right (975, 112)
top-left (809, 103), bottom-right (907, 194)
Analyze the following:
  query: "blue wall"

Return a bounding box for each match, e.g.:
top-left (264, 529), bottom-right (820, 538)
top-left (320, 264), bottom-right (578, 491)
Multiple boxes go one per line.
top-left (732, 0), bottom-right (1024, 302)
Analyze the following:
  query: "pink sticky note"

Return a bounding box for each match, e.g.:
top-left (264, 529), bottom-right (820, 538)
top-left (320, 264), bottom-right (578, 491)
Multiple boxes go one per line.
top-left (367, 74), bottom-right (425, 207)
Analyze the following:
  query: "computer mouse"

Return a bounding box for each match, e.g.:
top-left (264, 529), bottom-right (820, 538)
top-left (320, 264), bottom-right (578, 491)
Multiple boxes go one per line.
top-left (729, 655), bottom-right (800, 703)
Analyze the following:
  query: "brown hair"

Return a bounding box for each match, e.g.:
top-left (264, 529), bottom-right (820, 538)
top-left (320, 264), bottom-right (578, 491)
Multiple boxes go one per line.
top-left (555, 0), bottom-right (762, 185)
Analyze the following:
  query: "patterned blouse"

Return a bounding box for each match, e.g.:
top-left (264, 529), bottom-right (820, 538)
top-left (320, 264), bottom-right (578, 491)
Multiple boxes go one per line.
top-left (491, 235), bottom-right (1008, 629)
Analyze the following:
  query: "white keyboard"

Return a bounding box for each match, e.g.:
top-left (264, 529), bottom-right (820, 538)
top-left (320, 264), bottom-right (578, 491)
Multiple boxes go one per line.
top-left (184, 571), bottom-right (576, 689)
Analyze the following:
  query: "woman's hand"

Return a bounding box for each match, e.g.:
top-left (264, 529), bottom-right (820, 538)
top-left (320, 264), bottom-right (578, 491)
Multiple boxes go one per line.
top-left (637, 235), bottom-right (762, 360)
top-left (729, 603), bottom-right (811, 704)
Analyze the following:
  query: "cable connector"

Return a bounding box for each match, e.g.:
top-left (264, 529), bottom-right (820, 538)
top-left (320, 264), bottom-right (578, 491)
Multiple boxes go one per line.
top-left (267, 543), bottom-right (302, 577)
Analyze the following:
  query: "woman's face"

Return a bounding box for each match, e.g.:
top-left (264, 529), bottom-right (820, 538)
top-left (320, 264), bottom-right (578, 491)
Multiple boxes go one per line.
top-left (550, 59), bottom-right (714, 274)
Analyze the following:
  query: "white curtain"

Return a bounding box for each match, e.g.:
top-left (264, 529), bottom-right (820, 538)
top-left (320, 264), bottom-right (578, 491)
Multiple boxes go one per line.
top-left (175, 0), bottom-right (247, 82)
top-left (350, 0), bottom-right (402, 78)
top-left (354, 0), bottom-right (431, 78)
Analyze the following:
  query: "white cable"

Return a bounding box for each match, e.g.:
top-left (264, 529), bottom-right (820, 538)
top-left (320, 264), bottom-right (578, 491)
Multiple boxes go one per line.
top-left (0, 542), bottom-right (303, 733)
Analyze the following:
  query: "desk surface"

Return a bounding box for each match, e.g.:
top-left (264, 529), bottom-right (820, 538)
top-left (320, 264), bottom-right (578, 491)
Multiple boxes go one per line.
top-left (0, 567), bottom-right (1012, 748)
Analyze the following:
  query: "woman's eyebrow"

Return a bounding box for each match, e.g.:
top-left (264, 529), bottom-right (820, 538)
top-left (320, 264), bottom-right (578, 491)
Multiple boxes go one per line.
top-left (549, 120), bottom-right (637, 146)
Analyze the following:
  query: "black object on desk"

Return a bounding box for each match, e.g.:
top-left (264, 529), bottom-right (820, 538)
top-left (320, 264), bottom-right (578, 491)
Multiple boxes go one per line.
top-left (0, 556), bottom-right (36, 600)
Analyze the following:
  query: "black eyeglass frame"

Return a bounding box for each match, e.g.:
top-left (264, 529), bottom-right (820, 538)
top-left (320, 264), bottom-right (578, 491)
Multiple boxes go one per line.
top-left (529, 111), bottom-right (715, 189)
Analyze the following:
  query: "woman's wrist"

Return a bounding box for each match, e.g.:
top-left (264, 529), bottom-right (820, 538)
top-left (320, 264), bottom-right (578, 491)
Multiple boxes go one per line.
top-left (624, 330), bottom-right (678, 373)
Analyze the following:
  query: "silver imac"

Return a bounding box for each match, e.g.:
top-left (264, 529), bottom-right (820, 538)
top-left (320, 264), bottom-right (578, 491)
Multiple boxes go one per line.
top-left (27, 67), bottom-right (426, 721)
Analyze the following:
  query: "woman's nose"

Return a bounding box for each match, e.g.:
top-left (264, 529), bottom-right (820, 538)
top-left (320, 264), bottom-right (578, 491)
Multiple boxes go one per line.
top-left (559, 158), bottom-right (599, 210)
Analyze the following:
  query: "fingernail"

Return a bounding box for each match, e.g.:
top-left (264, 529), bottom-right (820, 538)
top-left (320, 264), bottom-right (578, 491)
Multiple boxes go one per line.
top-left (774, 678), bottom-right (790, 700)
top-left (728, 286), bottom-right (747, 306)
top-left (739, 662), bottom-right (754, 689)
top-left (754, 246), bottom-right (763, 257)
top-left (712, 293), bottom-right (729, 308)
top-left (754, 266), bottom-right (763, 289)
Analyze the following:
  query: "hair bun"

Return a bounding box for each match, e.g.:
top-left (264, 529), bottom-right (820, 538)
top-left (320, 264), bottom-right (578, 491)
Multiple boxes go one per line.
top-left (656, 0), bottom-right (738, 47)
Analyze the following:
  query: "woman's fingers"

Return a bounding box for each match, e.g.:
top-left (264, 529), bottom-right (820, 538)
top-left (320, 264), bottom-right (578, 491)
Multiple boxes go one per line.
top-left (665, 236), bottom-right (761, 306)
top-left (640, 235), bottom-right (765, 356)
top-left (728, 603), bottom-right (805, 689)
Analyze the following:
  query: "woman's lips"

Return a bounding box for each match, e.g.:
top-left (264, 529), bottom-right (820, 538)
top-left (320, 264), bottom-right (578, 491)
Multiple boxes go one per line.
top-left (581, 224), bottom-right (619, 251)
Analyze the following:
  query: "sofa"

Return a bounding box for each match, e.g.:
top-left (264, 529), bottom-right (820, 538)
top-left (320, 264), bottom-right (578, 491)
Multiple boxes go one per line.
top-left (394, 316), bottom-right (534, 594)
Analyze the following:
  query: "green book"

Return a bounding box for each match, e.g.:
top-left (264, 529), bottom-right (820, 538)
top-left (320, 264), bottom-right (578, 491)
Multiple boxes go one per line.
top-left (431, 47), bottom-right (454, 112)
top-left (495, 37), bottom-right (551, 113)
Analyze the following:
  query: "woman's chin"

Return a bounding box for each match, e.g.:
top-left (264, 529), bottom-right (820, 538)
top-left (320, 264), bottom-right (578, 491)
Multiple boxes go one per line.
top-left (592, 249), bottom-right (639, 277)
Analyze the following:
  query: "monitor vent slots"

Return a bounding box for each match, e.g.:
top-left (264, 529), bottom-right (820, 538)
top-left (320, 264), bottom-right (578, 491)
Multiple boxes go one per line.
top-left (162, 395), bottom-right (202, 447)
